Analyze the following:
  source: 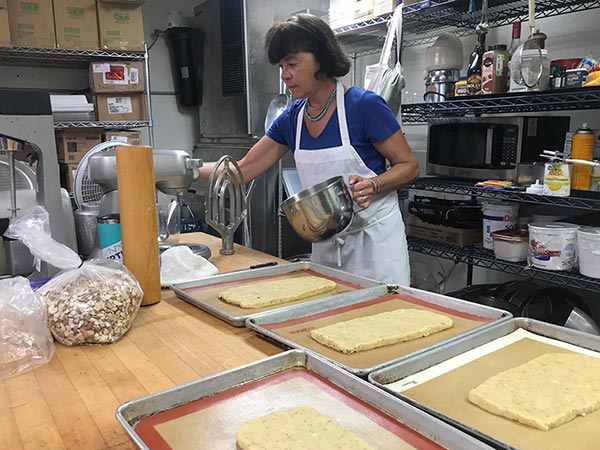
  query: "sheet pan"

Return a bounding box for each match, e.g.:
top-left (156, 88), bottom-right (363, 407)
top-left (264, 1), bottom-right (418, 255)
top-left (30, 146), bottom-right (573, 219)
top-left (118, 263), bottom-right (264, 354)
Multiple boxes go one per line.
top-left (116, 350), bottom-right (493, 450)
top-left (368, 318), bottom-right (600, 450)
top-left (246, 284), bottom-right (511, 377)
top-left (171, 261), bottom-right (384, 326)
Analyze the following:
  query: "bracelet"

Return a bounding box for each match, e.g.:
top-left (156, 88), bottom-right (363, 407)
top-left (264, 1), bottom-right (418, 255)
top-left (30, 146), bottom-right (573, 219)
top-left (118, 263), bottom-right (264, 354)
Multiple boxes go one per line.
top-left (369, 176), bottom-right (381, 193)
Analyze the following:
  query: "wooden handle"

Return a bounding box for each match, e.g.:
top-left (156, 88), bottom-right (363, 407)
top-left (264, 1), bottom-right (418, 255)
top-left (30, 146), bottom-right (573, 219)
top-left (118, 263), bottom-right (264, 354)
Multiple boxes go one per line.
top-left (116, 145), bottom-right (161, 306)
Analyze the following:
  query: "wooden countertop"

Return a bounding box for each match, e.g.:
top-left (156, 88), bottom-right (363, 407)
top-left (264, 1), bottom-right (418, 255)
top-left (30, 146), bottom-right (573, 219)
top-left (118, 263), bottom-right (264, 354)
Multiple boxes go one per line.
top-left (1, 233), bottom-right (285, 449)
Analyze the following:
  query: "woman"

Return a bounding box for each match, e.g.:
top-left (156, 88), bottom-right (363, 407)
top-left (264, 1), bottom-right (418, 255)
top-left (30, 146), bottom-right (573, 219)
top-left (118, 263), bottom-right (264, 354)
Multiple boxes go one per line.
top-left (198, 13), bottom-right (419, 285)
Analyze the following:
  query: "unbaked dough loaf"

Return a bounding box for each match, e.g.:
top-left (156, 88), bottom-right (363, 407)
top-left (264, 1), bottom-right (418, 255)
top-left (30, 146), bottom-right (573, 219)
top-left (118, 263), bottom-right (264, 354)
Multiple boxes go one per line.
top-left (468, 352), bottom-right (600, 430)
top-left (310, 309), bottom-right (453, 354)
top-left (217, 275), bottom-right (336, 309)
top-left (236, 406), bottom-right (374, 450)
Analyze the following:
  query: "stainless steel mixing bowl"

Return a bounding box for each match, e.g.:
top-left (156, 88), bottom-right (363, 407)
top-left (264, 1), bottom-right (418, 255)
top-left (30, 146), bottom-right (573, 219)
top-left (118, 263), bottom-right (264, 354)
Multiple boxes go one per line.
top-left (280, 176), bottom-right (354, 243)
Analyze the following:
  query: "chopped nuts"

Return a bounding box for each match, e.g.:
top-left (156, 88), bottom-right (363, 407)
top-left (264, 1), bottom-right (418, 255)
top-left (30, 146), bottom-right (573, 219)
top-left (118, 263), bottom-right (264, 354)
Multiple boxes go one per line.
top-left (38, 263), bottom-right (143, 346)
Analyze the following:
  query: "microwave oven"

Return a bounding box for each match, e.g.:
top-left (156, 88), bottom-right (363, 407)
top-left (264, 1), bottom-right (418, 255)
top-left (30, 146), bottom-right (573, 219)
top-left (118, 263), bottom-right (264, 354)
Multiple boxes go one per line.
top-left (426, 116), bottom-right (571, 180)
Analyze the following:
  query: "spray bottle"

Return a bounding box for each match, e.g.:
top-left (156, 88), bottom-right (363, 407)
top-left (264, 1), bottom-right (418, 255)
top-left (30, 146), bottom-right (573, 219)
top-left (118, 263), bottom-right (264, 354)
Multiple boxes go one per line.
top-left (570, 123), bottom-right (595, 190)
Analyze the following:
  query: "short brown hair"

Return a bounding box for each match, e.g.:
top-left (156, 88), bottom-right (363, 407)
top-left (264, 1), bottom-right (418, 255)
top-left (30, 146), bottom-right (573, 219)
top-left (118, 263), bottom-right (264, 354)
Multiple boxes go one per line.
top-left (265, 14), bottom-right (351, 79)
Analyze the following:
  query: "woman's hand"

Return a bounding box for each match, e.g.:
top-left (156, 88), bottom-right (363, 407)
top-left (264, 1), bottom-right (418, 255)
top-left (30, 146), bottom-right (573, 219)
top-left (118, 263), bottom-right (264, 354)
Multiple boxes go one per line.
top-left (349, 175), bottom-right (376, 209)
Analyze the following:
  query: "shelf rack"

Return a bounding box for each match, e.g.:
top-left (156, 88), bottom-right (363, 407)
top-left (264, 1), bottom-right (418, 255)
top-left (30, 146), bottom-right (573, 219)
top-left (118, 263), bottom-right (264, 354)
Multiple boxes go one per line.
top-left (0, 46), bottom-right (145, 68)
top-left (53, 121), bottom-right (150, 129)
top-left (0, 46), bottom-right (154, 146)
top-left (401, 86), bottom-right (600, 123)
top-left (411, 177), bottom-right (600, 210)
top-left (407, 236), bottom-right (600, 292)
top-left (334, 0), bottom-right (600, 53)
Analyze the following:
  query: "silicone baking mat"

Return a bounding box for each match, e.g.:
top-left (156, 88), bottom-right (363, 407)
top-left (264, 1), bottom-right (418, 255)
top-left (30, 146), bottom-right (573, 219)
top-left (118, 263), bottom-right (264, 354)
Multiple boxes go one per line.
top-left (262, 293), bottom-right (492, 370)
top-left (134, 368), bottom-right (443, 450)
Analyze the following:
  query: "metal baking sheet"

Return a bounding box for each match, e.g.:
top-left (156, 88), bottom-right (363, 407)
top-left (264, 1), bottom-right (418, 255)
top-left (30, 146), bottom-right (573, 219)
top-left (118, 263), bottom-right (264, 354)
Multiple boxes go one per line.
top-left (172, 261), bottom-right (384, 326)
top-left (245, 284), bottom-right (512, 377)
top-left (368, 318), bottom-right (600, 450)
top-left (116, 350), bottom-right (493, 450)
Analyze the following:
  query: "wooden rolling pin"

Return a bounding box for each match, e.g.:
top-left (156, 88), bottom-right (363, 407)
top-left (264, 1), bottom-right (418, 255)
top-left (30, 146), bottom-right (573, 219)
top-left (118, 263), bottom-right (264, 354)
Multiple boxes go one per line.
top-left (116, 145), bottom-right (161, 306)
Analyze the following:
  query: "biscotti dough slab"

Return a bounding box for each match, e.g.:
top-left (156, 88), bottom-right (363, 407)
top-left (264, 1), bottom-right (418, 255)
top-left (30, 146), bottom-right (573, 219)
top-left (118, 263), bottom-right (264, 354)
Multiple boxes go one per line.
top-left (468, 352), bottom-right (600, 431)
top-left (217, 275), bottom-right (336, 309)
top-left (310, 309), bottom-right (453, 354)
top-left (236, 406), bottom-right (374, 450)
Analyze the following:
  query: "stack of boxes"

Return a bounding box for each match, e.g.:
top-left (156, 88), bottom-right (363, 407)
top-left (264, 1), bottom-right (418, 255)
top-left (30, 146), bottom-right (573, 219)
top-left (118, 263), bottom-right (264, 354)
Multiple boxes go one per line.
top-left (90, 61), bottom-right (147, 122)
top-left (328, 0), bottom-right (396, 29)
top-left (56, 128), bottom-right (103, 191)
top-left (3, 0), bottom-right (144, 50)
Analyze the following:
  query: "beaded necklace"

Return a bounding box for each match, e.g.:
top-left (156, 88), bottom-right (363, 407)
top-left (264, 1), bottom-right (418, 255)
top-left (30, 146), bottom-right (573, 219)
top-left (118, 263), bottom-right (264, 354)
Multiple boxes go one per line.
top-left (304, 87), bottom-right (337, 122)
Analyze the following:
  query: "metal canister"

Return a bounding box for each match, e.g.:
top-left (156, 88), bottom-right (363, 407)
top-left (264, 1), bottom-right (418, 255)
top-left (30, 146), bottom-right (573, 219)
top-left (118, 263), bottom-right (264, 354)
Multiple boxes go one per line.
top-left (97, 214), bottom-right (123, 260)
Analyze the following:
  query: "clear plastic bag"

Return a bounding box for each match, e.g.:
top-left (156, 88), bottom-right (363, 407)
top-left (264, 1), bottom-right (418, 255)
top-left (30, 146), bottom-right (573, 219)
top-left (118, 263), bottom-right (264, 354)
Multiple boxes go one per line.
top-left (0, 277), bottom-right (55, 380)
top-left (37, 259), bottom-right (144, 346)
top-left (4, 205), bottom-right (81, 270)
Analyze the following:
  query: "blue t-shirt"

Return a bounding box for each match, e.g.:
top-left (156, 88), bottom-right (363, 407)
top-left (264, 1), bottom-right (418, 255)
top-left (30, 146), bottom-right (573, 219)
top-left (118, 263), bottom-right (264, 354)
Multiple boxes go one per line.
top-left (266, 86), bottom-right (400, 175)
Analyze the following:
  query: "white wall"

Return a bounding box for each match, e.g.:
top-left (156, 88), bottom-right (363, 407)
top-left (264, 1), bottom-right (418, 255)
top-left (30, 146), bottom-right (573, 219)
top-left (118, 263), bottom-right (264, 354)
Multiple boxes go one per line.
top-left (141, 0), bottom-right (200, 152)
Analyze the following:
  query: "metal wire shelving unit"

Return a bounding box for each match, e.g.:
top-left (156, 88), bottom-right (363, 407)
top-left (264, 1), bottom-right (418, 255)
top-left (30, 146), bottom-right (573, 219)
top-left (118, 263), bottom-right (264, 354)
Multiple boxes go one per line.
top-left (0, 46), bottom-right (153, 143)
top-left (411, 177), bottom-right (600, 210)
top-left (407, 237), bottom-right (600, 292)
top-left (334, 0), bottom-right (600, 52)
top-left (53, 120), bottom-right (150, 130)
top-left (0, 46), bottom-right (145, 68)
top-left (401, 86), bottom-right (600, 122)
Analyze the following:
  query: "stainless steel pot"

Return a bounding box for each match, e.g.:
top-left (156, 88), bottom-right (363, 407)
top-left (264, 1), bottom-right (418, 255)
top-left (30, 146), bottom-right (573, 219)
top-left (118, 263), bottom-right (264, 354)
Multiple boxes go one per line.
top-left (424, 69), bottom-right (460, 103)
top-left (280, 176), bottom-right (353, 243)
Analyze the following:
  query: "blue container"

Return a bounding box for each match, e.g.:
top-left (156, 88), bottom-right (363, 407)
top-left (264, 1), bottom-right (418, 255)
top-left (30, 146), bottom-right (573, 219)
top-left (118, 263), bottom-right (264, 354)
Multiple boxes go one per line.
top-left (97, 214), bottom-right (123, 260)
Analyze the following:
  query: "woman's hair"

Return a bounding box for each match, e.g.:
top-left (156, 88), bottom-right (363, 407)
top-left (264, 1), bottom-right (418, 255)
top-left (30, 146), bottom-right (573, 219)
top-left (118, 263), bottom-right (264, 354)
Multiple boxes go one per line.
top-left (265, 14), bottom-right (351, 78)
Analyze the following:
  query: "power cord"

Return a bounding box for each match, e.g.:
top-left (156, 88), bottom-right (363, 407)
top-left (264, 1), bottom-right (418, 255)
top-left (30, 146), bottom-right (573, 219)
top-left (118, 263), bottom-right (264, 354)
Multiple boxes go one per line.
top-left (148, 29), bottom-right (165, 51)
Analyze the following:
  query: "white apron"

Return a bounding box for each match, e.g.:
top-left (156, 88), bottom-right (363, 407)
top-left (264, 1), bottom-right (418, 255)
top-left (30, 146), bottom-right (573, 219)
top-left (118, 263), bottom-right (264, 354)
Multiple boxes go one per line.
top-left (294, 80), bottom-right (410, 286)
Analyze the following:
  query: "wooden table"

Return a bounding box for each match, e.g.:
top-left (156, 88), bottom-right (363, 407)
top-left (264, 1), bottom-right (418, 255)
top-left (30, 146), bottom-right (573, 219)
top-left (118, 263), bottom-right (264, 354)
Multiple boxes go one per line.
top-left (1, 233), bottom-right (285, 449)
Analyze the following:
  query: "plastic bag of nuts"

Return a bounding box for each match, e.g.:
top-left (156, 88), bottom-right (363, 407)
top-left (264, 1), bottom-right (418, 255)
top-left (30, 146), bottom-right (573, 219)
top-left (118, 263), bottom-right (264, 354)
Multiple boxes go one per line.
top-left (37, 259), bottom-right (144, 346)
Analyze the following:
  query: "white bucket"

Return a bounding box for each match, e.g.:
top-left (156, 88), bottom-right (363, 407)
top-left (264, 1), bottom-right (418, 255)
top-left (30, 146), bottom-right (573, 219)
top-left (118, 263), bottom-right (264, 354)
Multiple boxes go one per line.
top-left (577, 227), bottom-right (600, 279)
top-left (528, 222), bottom-right (580, 271)
top-left (482, 201), bottom-right (519, 249)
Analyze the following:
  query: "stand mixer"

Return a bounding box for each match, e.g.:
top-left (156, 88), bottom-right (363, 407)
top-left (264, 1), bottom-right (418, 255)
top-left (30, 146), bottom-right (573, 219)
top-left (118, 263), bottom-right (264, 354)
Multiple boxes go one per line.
top-left (87, 148), bottom-right (203, 253)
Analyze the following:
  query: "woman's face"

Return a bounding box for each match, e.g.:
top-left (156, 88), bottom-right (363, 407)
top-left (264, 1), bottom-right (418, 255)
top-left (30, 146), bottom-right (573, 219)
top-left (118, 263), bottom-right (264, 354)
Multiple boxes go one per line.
top-left (279, 52), bottom-right (320, 99)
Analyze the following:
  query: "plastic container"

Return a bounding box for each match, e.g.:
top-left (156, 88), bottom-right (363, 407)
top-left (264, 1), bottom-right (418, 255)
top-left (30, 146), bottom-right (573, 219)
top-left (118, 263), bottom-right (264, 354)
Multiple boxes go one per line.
top-left (481, 201), bottom-right (519, 250)
top-left (543, 162), bottom-right (571, 197)
top-left (577, 227), bottom-right (600, 279)
top-left (491, 228), bottom-right (529, 262)
top-left (481, 45), bottom-right (508, 94)
top-left (528, 222), bottom-right (580, 271)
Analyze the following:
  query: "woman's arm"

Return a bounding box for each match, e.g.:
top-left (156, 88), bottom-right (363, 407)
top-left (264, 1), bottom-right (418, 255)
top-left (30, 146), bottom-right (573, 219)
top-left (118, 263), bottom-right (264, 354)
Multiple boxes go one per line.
top-left (197, 135), bottom-right (289, 182)
top-left (349, 130), bottom-right (420, 208)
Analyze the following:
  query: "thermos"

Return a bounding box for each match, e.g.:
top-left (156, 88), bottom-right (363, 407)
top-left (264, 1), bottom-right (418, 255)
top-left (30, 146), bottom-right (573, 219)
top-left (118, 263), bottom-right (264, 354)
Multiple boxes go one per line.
top-left (570, 123), bottom-right (595, 190)
top-left (97, 214), bottom-right (122, 260)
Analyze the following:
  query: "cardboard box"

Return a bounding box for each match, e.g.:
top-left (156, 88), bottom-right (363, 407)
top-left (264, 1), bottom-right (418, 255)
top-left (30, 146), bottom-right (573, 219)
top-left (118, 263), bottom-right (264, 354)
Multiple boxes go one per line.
top-left (96, 0), bottom-right (144, 51)
top-left (53, 0), bottom-right (99, 50)
top-left (55, 128), bottom-right (102, 163)
top-left (0, 0), bottom-right (10, 47)
top-left (95, 93), bottom-right (147, 121)
top-left (7, 0), bottom-right (56, 47)
top-left (89, 61), bottom-right (145, 93)
top-left (405, 215), bottom-right (483, 247)
top-left (329, 0), bottom-right (396, 29)
top-left (59, 162), bottom-right (78, 191)
top-left (103, 130), bottom-right (141, 145)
